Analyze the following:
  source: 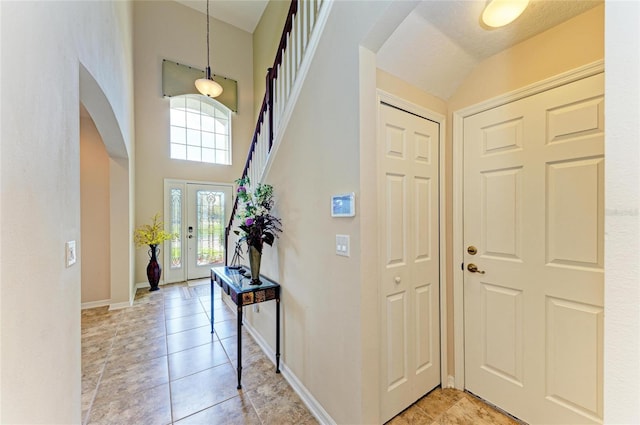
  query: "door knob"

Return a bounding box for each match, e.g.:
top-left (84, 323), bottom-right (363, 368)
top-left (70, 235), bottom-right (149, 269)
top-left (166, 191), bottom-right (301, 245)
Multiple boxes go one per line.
top-left (394, 276), bottom-right (401, 284)
top-left (188, 235), bottom-right (193, 239)
top-left (467, 263), bottom-right (485, 274)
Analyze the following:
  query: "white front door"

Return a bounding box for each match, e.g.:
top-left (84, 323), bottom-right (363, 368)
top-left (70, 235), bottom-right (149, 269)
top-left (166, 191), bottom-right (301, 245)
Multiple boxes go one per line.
top-left (379, 102), bottom-right (441, 422)
top-left (164, 181), bottom-right (233, 282)
top-left (463, 73), bottom-right (604, 424)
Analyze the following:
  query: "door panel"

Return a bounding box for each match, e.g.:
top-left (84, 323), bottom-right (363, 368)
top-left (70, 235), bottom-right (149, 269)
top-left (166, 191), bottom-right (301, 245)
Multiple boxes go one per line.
top-left (379, 103), bottom-right (440, 422)
top-left (463, 73), bottom-right (604, 424)
top-left (164, 180), bottom-right (232, 283)
top-left (187, 184), bottom-right (232, 280)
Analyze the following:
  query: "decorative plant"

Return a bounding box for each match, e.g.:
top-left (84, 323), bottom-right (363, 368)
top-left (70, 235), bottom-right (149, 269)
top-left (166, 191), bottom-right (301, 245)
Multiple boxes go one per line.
top-left (134, 213), bottom-right (175, 247)
top-left (234, 177), bottom-right (282, 253)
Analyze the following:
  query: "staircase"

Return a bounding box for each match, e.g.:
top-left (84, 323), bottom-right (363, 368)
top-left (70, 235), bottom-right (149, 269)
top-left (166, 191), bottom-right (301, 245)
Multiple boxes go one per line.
top-left (225, 0), bottom-right (330, 263)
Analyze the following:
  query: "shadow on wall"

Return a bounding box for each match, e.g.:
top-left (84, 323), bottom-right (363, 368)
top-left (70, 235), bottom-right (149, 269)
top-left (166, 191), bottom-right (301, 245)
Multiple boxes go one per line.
top-left (79, 63), bottom-right (132, 308)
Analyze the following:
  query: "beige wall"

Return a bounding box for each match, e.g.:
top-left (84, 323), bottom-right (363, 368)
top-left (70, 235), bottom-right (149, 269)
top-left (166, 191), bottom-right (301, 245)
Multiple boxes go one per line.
top-left (247, 2), bottom-right (405, 423)
top-left (80, 116), bottom-right (111, 304)
top-left (132, 1), bottom-right (254, 284)
top-left (0, 1), bottom-right (134, 422)
top-left (252, 0), bottom-right (290, 120)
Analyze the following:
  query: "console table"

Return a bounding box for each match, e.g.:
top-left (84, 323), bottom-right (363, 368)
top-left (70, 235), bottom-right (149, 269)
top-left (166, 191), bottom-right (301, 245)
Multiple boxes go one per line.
top-left (210, 266), bottom-right (280, 389)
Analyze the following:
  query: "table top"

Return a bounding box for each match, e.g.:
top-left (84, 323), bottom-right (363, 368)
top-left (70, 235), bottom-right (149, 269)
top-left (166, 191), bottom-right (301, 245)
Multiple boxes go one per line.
top-left (211, 266), bottom-right (280, 294)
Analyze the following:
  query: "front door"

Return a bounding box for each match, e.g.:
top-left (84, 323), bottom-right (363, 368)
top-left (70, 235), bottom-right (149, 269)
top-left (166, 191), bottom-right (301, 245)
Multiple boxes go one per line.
top-left (165, 180), bottom-right (233, 282)
top-left (379, 102), bottom-right (441, 422)
top-left (463, 73), bottom-right (604, 424)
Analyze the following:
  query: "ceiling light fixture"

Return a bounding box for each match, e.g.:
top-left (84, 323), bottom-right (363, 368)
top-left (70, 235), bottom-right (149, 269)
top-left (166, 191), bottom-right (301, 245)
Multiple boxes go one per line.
top-left (195, 0), bottom-right (223, 98)
top-left (482, 0), bottom-right (530, 28)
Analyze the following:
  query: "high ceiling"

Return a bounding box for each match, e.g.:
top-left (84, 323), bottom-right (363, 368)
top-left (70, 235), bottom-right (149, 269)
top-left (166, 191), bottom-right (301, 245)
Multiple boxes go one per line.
top-left (174, 0), bottom-right (268, 33)
top-left (174, 0), bottom-right (603, 100)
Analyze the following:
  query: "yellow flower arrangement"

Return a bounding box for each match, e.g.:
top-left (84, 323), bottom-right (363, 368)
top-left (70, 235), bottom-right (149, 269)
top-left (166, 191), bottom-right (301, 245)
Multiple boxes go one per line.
top-left (134, 213), bottom-right (175, 247)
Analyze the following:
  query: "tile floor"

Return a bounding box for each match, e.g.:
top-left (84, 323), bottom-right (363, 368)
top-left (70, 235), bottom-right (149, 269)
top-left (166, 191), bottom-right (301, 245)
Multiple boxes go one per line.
top-left (386, 388), bottom-right (523, 425)
top-left (82, 279), bottom-right (522, 425)
top-left (81, 279), bottom-right (316, 425)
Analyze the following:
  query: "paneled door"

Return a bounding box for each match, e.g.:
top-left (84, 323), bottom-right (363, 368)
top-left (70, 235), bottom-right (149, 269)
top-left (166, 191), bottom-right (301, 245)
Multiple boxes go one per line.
top-left (463, 73), bottom-right (604, 424)
top-left (379, 102), bottom-right (440, 423)
top-left (164, 181), bottom-right (233, 282)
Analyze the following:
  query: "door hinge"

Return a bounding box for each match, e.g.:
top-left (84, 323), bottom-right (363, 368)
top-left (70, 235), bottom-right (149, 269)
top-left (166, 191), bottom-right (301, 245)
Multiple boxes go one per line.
top-left (461, 262), bottom-right (464, 271)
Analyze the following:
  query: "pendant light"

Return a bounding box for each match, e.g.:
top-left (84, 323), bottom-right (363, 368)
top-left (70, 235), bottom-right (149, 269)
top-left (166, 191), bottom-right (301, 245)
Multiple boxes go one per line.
top-left (482, 0), bottom-right (530, 28)
top-left (195, 0), bottom-right (223, 98)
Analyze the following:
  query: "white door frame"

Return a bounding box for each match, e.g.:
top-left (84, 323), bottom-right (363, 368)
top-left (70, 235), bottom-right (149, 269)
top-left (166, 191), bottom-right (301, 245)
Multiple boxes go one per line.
top-left (451, 60), bottom-right (605, 390)
top-left (163, 178), bottom-right (235, 283)
top-left (377, 90), bottom-right (450, 388)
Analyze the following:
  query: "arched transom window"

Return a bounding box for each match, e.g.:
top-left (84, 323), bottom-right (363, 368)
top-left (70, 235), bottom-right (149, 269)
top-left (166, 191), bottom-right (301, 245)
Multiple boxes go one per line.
top-left (169, 94), bottom-right (231, 165)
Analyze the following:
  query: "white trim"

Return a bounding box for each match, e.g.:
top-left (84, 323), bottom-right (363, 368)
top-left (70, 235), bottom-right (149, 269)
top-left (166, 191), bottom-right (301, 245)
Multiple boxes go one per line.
top-left (451, 60), bottom-right (605, 391)
top-left (108, 300), bottom-right (132, 310)
top-left (375, 89), bottom-right (449, 391)
top-left (81, 299), bottom-right (111, 310)
top-left (219, 288), bottom-right (336, 424)
top-left (163, 178), bottom-right (235, 284)
top-left (242, 320), bottom-right (336, 425)
top-left (261, 0), bottom-right (333, 183)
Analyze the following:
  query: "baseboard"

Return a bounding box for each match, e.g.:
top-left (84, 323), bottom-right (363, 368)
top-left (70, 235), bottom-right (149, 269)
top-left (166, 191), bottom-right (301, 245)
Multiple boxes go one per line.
top-left (135, 280), bottom-right (168, 289)
top-left (81, 299), bottom-right (111, 310)
top-left (109, 300), bottom-right (132, 310)
top-left (242, 320), bottom-right (336, 425)
top-left (446, 375), bottom-right (456, 389)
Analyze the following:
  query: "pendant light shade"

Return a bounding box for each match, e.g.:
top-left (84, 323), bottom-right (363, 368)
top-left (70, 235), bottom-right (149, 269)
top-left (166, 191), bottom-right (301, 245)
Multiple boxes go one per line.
top-left (482, 0), bottom-right (530, 28)
top-left (195, 68), bottom-right (223, 98)
top-left (196, 0), bottom-right (223, 98)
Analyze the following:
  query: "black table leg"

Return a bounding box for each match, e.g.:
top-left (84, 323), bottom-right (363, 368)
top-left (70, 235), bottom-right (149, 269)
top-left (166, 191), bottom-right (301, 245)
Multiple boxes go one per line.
top-left (211, 272), bottom-right (219, 333)
top-left (276, 293), bottom-right (281, 373)
top-left (237, 304), bottom-right (243, 389)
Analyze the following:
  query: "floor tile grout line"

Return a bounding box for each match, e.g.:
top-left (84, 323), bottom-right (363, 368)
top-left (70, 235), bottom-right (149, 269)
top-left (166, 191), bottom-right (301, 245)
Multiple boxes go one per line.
top-left (163, 287), bottom-right (177, 425)
top-left (81, 310), bottom-right (121, 425)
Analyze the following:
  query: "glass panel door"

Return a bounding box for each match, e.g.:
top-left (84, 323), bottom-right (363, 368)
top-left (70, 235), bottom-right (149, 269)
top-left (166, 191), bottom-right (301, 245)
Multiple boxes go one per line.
top-left (164, 180), bottom-right (233, 283)
top-left (187, 183), bottom-right (232, 280)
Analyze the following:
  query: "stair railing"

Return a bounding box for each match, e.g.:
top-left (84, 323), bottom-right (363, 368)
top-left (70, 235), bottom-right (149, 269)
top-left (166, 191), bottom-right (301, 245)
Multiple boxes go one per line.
top-left (225, 0), bottom-right (328, 264)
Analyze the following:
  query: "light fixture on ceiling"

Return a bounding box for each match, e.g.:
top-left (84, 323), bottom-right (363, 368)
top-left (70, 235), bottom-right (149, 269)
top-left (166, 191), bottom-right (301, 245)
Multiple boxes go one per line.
top-left (195, 0), bottom-right (223, 98)
top-left (482, 0), bottom-right (530, 28)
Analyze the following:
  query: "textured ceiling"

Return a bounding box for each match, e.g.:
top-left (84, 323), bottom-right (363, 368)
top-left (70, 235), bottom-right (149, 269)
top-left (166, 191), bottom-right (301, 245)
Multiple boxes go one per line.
top-left (377, 0), bottom-right (602, 100)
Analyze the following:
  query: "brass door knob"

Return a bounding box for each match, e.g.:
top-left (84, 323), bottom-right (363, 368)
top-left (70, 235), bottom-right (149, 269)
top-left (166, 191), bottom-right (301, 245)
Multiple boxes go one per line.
top-left (467, 263), bottom-right (485, 274)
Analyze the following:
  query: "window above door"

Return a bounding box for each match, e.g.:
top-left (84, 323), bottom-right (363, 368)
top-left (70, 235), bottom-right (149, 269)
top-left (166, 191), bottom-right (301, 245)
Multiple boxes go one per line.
top-left (169, 94), bottom-right (232, 165)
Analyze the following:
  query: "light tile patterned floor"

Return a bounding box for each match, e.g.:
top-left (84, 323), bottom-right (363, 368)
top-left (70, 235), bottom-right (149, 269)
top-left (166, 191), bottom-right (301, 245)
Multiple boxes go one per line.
top-left (81, 279), bottom-right (316, 425)
top-left (386, 388), bottom-right (524, 425)
top-left (82, 279), bottom-right (522, 425)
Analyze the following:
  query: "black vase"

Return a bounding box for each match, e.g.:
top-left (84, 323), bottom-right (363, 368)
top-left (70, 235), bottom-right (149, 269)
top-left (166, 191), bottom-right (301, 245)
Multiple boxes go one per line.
top-left (147, 244), bottom-right (162, 291)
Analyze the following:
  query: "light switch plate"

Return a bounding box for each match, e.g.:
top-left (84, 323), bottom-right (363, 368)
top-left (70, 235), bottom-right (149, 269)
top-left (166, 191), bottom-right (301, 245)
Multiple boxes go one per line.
top-left (336, 234), bottom-right (350, 257)
top-left (66, 241), bottom-right (77, 267)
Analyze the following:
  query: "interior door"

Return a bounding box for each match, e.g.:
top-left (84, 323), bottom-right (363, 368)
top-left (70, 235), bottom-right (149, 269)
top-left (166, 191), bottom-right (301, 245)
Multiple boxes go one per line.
top-left (186, 184), bottom-right (232, 280)
top-left (379, 102), bottom-right (440, 422)
top-left (463, 73), bottom-right (604, 424)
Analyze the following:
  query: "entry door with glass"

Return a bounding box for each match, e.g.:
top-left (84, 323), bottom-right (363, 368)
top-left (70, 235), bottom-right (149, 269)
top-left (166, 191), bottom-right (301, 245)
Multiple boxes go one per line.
top-left (164, 180), bottom-right (233, 282)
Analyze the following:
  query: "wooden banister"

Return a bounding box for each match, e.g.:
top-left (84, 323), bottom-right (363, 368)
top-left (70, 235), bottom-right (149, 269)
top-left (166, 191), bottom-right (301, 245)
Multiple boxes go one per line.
top-left (224, 0), bottom-right (324, 265)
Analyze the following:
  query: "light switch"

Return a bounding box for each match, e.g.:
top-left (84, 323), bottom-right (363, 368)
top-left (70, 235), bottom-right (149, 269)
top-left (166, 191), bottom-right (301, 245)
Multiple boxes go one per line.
top-left (66, 241), bottom-right (77, 267)
top-left (336, 234), bottom-right (350, 257)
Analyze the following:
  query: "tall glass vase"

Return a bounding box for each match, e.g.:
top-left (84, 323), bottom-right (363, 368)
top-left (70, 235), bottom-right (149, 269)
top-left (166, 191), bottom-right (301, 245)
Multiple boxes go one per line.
top-left (248, 245), bottom-right (262, 285)
top-left (147, 244), bottom-right (162, 291)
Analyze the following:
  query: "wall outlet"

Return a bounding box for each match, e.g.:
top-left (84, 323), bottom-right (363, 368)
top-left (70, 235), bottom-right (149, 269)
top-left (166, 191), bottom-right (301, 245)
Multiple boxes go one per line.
top-left (66, 241), bottom-right (77, 267)
top-left (336, 234), bottom-right (350, 257)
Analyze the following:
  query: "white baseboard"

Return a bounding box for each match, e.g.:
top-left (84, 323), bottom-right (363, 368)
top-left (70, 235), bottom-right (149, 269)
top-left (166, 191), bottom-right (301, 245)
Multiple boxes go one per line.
top-left (135, 280), bottom-right (169, 289)
top-left (446, 375), bottom-right (456, 389)
top-left (109, 300), bottom-right (132, 310)
top-left (242, 319), bottom-right (336, 425)
top-left (81, 299), bottom-right (111, 310)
